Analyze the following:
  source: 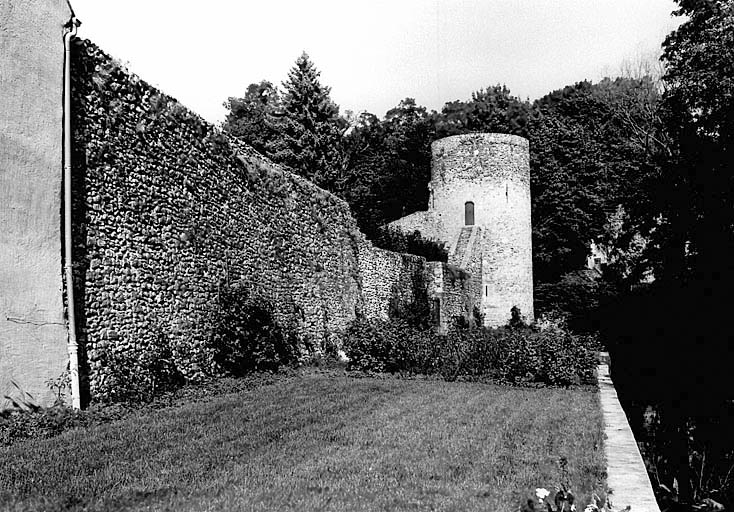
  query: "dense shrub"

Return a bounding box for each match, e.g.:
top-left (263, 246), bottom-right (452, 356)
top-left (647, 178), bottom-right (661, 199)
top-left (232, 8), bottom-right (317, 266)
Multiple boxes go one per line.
top-left (537, 329), bottom-right (600, 385)
top-left (534, 272), bottom-right (614, 334)
top-left (343, 314), bottom-right (600, 386)
top-left (343, 318), bottom-right (444, 375)
top-left (491, 328), bottom-right (543, 382)
top-left (372, 226), bottom-right (448, 262)
top-left (97, 333), bottom-right (185, 403)
top-left (210, 287), bottom-right (298, 376)
top-left (508, 305), bottom-right (529, 330)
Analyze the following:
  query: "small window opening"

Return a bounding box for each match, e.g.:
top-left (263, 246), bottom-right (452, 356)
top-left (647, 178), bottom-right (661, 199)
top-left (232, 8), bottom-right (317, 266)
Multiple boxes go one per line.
top-left (432, 298), bottom-right (441, 325)
top-left (485, 285), bottom-right (488, 296)
top-left (464, 201), bottom-right (475, 225)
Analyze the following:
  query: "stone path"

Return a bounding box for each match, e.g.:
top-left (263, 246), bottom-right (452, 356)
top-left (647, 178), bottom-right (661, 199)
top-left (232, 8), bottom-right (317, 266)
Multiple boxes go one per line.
top-left (598, 357), bottom-right (661, 512)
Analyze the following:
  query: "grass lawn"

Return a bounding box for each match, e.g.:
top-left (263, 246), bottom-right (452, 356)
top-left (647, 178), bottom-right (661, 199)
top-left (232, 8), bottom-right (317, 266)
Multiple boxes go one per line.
top-left (0, 374), bottom-right (605, 511)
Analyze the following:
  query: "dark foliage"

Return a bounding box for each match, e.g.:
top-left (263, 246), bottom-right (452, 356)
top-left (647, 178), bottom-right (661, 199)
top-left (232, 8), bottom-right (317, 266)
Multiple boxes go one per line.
top-left (343, 316), bottom-right (599, 387)
top-left (265, 53), bottom-right (347, 190)
top-left (222, 80), bottom-right (280, 154)
top-left (95, 334), bottom-right (185, 404)
top-left (529, 78), bottom-right (656, 282)
top-left (508, 305), bottom-right (528, 330)
top-left (210, 288), bottom-right (298, 376)
top-left (601, 280), bottom-right (734, 510)
top-left (337, 99), bottom-right (436, 237)
top-left (623, 397), bottom-right (734, 512)
top-left (599, 3), bottom-right (734, 506)
top-left (534, 272), bottom-right (613, 334)
top-left (434, 84), bottom-right (531, 139)
top-left (371, 226), bottom-right (448, 262)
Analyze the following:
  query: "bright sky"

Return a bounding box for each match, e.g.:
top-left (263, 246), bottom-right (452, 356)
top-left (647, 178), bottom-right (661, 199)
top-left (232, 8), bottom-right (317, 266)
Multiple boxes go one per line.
top-left (68, 0), bottom-right (681, 126)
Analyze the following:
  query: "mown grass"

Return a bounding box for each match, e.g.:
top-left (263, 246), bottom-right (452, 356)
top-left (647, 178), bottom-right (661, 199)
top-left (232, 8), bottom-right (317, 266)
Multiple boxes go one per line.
top-left (0, 374), bottom-right (605, 511)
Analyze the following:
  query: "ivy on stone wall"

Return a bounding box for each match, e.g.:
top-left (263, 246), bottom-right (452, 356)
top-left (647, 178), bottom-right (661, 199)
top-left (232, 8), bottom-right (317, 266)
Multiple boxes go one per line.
top-left (372, 226), bottom-right (448, 262)
top-left (68, 39), bottom-right (477, 403)
top-left (71, 40), bottom-right (366, 401)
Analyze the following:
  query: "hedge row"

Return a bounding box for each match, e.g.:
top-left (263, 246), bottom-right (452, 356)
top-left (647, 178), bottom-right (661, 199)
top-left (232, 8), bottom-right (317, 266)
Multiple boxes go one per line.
top-left (343, 318), bottom-right (599, 386)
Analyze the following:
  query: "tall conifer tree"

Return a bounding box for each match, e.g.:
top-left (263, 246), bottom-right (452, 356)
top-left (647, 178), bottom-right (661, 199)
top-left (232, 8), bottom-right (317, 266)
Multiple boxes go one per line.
top-left (266, 52), bottom-right (345, 189)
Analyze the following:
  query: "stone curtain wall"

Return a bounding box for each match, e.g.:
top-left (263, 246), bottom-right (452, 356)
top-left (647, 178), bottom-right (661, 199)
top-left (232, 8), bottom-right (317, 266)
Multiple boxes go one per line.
top-left (0, 0), bottom-right (73, 408)
top-left (358, 243), bottom-right (480, 332)
top-left (358, 245), bottom-right (427, 320)
top-left (70, 39), bottom-right (455, 401)
top-left (426, 263), bottom-right (481, 333)
top-left (71, 40), bottom-right (367, 399)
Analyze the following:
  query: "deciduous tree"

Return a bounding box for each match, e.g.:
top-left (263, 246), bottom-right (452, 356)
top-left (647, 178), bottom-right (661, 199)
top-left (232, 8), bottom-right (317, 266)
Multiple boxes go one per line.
top-left (435, 84), bottom-right (530, 138)
top-left (529, 80), bottom-right (652, 282)
top-left (222, 80), bottom-right (280, 154)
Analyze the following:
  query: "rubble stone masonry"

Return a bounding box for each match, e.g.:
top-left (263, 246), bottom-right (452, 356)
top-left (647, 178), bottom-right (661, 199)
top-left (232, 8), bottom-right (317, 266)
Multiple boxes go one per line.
top-left (70, 40), bottom-right (475, 401)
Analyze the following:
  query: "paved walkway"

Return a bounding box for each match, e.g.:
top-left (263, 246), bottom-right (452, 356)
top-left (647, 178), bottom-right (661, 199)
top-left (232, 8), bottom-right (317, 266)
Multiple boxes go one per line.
top-left (598, 359), bottom-right (661, 512)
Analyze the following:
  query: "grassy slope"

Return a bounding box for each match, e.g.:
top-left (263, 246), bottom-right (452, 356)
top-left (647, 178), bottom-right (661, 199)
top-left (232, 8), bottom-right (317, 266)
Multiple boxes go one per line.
top-left (0, 375), bottom-right (605, 511)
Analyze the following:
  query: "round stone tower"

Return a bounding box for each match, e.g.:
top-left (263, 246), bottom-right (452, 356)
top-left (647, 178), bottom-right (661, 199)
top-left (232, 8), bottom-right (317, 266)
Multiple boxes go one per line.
top-left (430, 133), bottom-right (534, 326)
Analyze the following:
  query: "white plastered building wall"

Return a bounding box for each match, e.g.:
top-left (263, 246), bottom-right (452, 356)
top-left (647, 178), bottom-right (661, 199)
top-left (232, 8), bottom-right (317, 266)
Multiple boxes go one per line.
top-left (0, 0), bottom-right (75, 408)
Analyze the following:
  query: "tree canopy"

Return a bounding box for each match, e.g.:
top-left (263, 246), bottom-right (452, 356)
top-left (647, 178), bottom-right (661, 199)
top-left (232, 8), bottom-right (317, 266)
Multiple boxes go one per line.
top-left (267, 52), bottom-right (348, 190)
top-left (658, 0), bottom-right (734, 284)
top-left (224, 53), bottom-right (346, 190)
top-left (222, 7), bottom-right (732, 297)
top-left (435, 85), bottom-right (530, 138)
top-left (222, 80), bottom-right (280, 154)
top-left (529, 78), bottom-right (658, 282)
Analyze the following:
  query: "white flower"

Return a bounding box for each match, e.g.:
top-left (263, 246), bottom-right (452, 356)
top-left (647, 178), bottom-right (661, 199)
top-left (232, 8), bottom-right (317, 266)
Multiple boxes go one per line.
top-left (570, 505), bottom-right (576, 512)
top-left (536, 488), bottom-right (551, 502)
top-left (584, 505), bottom-right (598, 512)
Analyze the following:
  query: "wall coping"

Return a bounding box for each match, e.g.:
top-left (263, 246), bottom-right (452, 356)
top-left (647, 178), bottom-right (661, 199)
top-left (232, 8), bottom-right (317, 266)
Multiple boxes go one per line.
top-left (598, 355), bottom-right (661, 512)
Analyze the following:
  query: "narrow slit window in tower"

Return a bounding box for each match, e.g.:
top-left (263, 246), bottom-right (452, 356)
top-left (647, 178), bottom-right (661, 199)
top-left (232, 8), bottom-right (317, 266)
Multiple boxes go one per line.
top-left (465, 201), bottom-right (475, 225)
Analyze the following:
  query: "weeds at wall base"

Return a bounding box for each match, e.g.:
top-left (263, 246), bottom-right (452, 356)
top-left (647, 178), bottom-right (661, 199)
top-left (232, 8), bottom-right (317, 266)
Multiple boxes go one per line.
top-left (0, 371), bottom-right (296, 448)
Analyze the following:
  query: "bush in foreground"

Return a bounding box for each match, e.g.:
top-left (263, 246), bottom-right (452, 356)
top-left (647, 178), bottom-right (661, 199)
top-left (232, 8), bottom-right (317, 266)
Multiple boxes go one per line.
top-left (210, 288), bottom-right (299, 376)
top-left (342, 315), bottom-right (599, 386)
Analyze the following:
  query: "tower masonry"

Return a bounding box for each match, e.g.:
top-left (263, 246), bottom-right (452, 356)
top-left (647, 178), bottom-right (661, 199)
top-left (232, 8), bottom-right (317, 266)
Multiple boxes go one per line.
top-left (389, 132), bottom-right (534, 326)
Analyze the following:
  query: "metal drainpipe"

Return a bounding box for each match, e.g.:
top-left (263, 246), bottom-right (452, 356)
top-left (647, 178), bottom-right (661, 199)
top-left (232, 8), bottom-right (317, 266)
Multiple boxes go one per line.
top-left (63, 16), bottom-right (81, 409)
